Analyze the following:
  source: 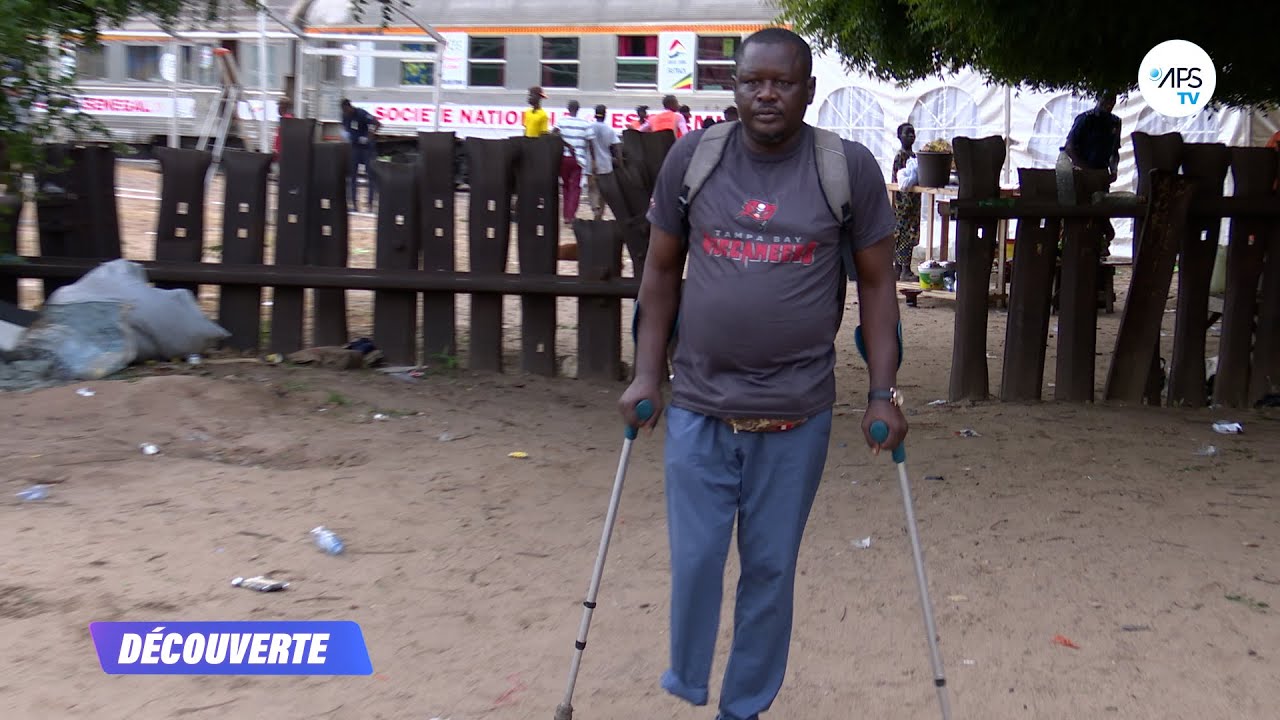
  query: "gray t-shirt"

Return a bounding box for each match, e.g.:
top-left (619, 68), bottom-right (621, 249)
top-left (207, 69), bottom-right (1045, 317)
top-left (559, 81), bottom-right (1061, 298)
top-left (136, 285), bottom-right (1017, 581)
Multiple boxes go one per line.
top-left (646, 123), bottom-right (895, 420)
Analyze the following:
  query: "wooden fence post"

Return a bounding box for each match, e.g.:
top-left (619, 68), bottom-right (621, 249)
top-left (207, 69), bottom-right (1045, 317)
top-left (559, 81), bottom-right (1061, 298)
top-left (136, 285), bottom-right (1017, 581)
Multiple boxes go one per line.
top-left (1000, 169), bottom-right (1061, 401)
top-left (947, 135), bottom-right (1005, 402)
top-left (575, 219), bottom-right (623, 381)
top-left (1168, 143), bottom-right (1232, 407)
top-left (0, 191), bottom-right (20, 304)
top-left (1213, 148), bottom-right (1276, 408)
top-left (67, 145), bottom-right (122, 261)
top-left (310, 141), bottom-right (351, 348)
top-left (1130, 132), bottom-right (1186, 403)
top-left (217, 149), bottom-right (273, 352)
top-left (465, 137), bottom-right (514, 373)
top-left (1251, 175), bottom-right (1280, 404)
top-left (418, 131), bottom-right (458, 362)
top-left (1054, 168), bottom-right (1112, 402)
top-left (372, 160), bottom-right (421, 367)
top-left (271, 117), bottom-right (317, 355)
top-left (153, 146), bottom-right (212, 299)
top-left (1104, 169), bottom-right (1196, 403)
top-left (515, 135), bottom-right (562, 376)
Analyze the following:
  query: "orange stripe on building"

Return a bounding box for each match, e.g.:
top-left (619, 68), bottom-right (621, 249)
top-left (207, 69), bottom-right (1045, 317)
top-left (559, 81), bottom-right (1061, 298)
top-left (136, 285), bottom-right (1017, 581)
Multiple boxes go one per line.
top-left (303, 23), bottom-right (786, 36)
top-left (98, 22), bottom-right (788, 43)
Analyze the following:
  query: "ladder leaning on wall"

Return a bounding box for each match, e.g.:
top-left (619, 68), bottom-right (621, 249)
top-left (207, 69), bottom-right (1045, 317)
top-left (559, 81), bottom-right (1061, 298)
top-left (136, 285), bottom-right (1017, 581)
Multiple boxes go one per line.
top-left (196, 47), bottom-right (243, 165)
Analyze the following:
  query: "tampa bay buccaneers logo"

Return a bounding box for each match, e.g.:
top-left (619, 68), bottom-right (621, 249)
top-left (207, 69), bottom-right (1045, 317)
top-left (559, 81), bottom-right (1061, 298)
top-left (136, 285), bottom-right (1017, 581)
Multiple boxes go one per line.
top-left (737, 198), bottom-right (778, 227)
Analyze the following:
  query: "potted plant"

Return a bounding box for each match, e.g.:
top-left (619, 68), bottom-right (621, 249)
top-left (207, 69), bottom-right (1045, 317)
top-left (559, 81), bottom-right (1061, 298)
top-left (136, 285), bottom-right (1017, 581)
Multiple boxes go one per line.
top-left (916, 138), bottom-right (953, 188)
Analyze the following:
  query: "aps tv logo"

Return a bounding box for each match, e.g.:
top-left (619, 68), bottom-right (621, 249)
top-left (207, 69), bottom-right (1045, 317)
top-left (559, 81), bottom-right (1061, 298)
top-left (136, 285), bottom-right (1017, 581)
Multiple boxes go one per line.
top-left (1138, 39), bottom-right (1216, 118)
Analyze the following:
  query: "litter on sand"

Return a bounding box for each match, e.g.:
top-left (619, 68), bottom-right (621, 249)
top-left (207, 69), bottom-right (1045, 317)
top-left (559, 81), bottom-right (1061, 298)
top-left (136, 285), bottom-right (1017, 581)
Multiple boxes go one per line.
top-left (1212, 421), bottom-right (1244, 434)
top-left (139, 443), bottom-right (160, 455)
top-left (955, 429), bottom-right (981, 438)
top-left (852, 537), bottom-right (872, 549)
top-left (1194, 445), bottom-right (1218, 456)
top-left (508, 451), bottom-right (529, 459)
top-left (76, 387), bottom-right (95, 397)
top-left (16, 484), bottom-right (49, 501)
top-left (232, 576), bottom-right (289, 592)
top-left (1052, 634), bottom-right (1081, 649)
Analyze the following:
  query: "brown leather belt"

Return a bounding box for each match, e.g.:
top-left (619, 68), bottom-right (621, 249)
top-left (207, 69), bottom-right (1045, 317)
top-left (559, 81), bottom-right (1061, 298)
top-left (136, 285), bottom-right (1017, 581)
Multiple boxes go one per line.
top-left (721, 417), bottom-right (809, 433)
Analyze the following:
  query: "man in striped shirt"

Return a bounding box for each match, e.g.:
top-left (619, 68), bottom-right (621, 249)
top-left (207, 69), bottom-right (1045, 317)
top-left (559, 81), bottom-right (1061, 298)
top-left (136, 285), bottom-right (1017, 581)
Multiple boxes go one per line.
top-left (554, 100), bottom-right (594, 224)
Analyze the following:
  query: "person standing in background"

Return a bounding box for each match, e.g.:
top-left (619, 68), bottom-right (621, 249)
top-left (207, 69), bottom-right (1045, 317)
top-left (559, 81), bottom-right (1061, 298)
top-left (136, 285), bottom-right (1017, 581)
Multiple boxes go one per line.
top-left (891, 122), bottom-right (920, 281)
top-left (340, 98), bottom-right (380, 213)
top-left (587, 104), bottom-right (622, 220)
top-left (554, 99), bottom-right (593, 224)
top-left (639, 95), bottom-right (688, 138)
top-left (524, 86), bottom-right (550, 138)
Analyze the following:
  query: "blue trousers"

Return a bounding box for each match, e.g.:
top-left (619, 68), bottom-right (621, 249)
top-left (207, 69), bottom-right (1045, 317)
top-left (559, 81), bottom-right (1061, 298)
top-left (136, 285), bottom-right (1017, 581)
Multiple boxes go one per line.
top-left (348, 142), bottom-right (377, 209)
top-left (661, 404), bottom-right (832, 720)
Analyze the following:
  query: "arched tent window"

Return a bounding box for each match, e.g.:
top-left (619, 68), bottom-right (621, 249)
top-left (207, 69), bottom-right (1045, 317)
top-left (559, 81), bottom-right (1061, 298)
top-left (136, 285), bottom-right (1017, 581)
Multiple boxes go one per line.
top-left (907, 87), bottom-right (979, 148)
top-left (1133, 106), bottom-right (1224, 143)
top-left (1028, 93), bottom-right (1096, 168)
top-left (816, 86), bottom-right (890, 175)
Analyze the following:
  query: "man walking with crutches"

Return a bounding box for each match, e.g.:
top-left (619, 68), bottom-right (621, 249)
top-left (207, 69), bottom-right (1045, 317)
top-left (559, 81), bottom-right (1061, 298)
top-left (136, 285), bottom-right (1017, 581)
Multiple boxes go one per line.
top-left (617, 27), bottom-right (916, 720)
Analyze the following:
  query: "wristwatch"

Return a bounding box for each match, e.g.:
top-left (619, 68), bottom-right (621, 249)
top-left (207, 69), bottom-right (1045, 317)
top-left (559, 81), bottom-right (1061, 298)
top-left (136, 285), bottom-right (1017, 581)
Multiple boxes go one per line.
top-left (868, 387), bottom-right (903, 407)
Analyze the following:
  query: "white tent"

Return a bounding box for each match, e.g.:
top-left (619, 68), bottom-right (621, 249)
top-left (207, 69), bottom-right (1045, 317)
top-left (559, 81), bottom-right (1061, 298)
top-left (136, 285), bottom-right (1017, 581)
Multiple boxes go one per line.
top-left (804, 50), bottom-right (1279, 253)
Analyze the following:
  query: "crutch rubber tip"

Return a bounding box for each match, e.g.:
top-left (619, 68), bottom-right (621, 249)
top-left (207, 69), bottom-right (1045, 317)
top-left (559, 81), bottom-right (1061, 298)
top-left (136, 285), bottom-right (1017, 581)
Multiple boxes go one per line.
top-left (554, 703), bottom-right (574, 720)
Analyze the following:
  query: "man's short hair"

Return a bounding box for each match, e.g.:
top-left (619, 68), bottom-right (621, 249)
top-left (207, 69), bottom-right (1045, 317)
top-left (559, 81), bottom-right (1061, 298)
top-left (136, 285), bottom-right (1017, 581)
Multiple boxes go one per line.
top-left (568, 100), bottom-right (580, 113)
top-left (340, 98), bottom-right (352, 107)
top-left (734, 27), bottom-right (813, 76)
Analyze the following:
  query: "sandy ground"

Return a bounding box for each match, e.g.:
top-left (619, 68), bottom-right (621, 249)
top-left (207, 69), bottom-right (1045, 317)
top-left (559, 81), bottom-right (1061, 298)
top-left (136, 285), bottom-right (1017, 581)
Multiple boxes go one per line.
top-left (1, 163), bottom-right (1277, 720)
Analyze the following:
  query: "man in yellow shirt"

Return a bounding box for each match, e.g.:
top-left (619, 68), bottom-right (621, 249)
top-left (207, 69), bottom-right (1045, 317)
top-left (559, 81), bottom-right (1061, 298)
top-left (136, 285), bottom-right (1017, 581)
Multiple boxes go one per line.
top-left (524, 86), bottom-right (549, 137)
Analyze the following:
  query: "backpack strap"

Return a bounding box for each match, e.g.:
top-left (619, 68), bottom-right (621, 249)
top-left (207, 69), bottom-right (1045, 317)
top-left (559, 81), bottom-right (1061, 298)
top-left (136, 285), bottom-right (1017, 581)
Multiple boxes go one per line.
top-left (811, 127), bottom-right (857, 281)
top-left (677, 120), bottom-right (738, 237)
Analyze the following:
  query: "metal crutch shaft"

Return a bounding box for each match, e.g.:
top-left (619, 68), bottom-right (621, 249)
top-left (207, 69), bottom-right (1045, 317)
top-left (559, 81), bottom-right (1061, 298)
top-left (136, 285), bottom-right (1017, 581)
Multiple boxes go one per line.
top-left (870, 420), bottom-right (952, 720)
top-left (554, 399), bottom-right (654, 720)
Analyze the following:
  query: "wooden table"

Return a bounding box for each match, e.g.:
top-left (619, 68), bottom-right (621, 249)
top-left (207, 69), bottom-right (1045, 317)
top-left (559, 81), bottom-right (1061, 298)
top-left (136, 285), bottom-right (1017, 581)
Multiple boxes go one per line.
top-left (887, 182), bottom-right (1020, 304)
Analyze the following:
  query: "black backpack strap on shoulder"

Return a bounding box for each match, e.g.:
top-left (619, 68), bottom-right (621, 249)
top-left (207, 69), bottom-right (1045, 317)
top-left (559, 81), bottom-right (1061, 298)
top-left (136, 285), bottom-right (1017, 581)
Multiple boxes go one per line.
top-left (811, 127), bottom-right (856, 281)
top-left (677, 121), bottom-right (737, 236)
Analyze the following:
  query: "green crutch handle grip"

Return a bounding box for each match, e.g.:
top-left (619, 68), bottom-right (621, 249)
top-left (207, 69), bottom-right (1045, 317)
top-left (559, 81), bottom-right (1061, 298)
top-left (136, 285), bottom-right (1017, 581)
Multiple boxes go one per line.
top-left (625, 399), bottom-right (655, 440)
top-left (870, 420), bottom-right (907, 464)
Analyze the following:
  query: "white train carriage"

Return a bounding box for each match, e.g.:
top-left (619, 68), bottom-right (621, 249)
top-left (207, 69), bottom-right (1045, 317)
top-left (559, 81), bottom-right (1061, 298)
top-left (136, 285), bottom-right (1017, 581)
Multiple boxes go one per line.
top-left (71, 0), bottom-right (778, 156)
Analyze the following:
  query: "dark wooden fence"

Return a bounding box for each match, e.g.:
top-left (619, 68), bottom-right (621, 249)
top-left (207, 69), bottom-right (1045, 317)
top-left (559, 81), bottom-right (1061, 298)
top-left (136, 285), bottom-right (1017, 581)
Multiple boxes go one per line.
top-left (0, 120), bottom-right (666, 381)
top-left (1, 126), bottom-right (1274, 410)
top-left (947, 132), bottom-right (1279, 409)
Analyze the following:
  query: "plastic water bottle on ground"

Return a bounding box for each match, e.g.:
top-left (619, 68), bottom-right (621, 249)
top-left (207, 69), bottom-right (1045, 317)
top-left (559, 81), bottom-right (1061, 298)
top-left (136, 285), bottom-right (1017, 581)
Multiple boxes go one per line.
top-left (17, 484), bottom-right (49, 501)
top-left (311, 526), bottom-right (345, 555)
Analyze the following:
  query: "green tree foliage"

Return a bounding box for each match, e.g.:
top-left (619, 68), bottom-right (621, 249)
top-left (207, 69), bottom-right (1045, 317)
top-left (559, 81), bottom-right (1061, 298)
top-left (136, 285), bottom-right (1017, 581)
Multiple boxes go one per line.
top-left (773, 0), bottom-right (1280, 110)
top-left (0, 2), bottom-right (225, 185)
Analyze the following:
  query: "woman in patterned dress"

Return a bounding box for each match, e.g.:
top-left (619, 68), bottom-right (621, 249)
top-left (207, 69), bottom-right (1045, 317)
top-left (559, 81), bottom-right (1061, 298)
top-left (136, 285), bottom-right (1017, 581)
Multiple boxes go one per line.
top-left (891, 122), bottom-right (921, 281)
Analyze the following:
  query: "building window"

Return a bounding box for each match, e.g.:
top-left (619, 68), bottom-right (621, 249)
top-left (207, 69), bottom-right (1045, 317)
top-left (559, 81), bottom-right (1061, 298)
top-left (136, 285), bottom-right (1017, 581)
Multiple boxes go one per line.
top-left (320, 41), bottom-right (341, 83)
top-left (540, 37), bottom-right (579, 88)
top-left (75, 47), bottom-right (107, 80)
top-left (401, 43), bottom-right (437, 87)
top-left (616, 35), bottom-right (657, 88)
top-left (468, 36), bottom-right (505, 88)
top-left (126, 45), bottom-right (162, 81)
top-left (696, 35), bottom-right (739, 91)
top-left (180, 45), bottom-right (216, 85)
